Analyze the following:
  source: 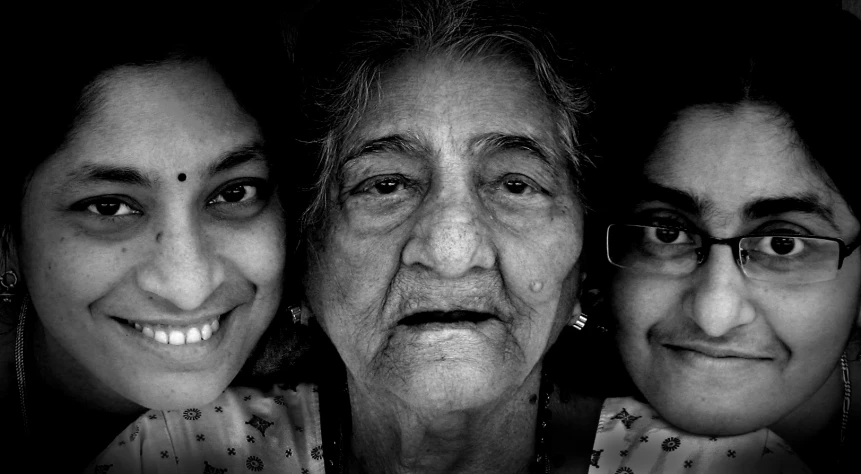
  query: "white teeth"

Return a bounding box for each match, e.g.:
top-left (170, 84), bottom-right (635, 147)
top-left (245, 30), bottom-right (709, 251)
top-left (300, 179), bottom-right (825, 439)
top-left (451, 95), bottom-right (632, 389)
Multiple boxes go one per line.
top-left (186, 327), bottom-right (201, 344)
top-left (201, 323), bottom-right (212, 341)
top-left (129, 316), bottom-right (222, 345)
top-left (168, 330), bottom-right (185, 345)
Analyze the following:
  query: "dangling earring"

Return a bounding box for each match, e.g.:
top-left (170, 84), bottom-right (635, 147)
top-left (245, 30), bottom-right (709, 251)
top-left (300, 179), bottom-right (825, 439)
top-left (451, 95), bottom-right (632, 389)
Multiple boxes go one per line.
top-left (569, 312), bottom-right (588, 330)
top-left (567, 299), bottom-right (588, 330)
top-left (289, 305), bottom-right (303, 325)
top-left (1, 270), bottom-right (19, 304)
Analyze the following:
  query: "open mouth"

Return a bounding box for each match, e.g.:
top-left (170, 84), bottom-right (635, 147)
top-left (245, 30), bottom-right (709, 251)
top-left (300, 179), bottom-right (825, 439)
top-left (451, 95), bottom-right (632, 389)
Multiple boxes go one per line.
top-left (399, 310), bottom-right (496, 326)
top-left (113, 313), bottom-right (227, 346)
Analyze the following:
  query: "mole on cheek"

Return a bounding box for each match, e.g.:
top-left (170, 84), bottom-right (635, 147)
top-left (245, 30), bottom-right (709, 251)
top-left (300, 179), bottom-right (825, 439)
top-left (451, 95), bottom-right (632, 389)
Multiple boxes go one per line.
top-left (178, 173), bottom-right (186, 182)
top-left (156, 232), bottom-right (163, 243)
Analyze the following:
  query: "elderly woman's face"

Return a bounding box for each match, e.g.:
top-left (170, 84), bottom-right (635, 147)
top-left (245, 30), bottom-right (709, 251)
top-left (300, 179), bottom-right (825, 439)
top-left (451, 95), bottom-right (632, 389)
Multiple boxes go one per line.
top-left (306, 56), bottom-right (584, 410)
top-left (610, 105), bottom-right (861, 435)
top-left (18, 61), bottom-right (286, 409)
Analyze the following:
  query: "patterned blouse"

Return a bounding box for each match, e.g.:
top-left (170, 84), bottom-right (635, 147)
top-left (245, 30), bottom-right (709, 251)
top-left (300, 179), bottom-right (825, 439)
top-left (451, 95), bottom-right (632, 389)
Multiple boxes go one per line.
top-left (589, 397), bottom-right (812, 474)
top-left (84, 384), bottom-right (325, 474)
top-left (85, 391), bottom-right (813, 473)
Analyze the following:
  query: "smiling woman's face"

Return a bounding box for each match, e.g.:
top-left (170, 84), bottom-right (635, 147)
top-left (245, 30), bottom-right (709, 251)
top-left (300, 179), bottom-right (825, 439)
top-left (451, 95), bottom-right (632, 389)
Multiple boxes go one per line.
top-left (18, 61), bottom-right (286, 409)
top-left (610, 105), bottom-right (861, 435)
top-left (305, 55), bottom-right (584, 411)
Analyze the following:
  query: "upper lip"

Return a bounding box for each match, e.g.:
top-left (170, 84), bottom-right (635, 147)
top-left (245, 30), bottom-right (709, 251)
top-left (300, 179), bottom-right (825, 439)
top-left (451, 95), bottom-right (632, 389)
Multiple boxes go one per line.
top-left (113, 308), bottom-right (233, 327)
top-left (664, 342), bottom-right (772, 359)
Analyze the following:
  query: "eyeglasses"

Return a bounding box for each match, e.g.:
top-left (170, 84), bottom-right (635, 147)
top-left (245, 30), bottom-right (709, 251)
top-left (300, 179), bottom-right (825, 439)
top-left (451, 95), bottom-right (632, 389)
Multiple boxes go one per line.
top-left (606, 224), bottom-right (860, 284)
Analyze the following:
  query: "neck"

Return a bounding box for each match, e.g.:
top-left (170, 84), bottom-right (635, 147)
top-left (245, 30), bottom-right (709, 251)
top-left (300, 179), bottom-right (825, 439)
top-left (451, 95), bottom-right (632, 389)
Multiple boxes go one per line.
top-left (346, 365), bottom-right (543, 474)
top-left (770, 358), bottom-right (847, 467)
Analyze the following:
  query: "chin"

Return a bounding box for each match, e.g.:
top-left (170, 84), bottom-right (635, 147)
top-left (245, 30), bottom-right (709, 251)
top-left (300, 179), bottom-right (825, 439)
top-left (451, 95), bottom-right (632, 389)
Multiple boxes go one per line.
top-left (648, 392), bottom-right (782, 437)
top-left (122, 370), bottom-right (235, 411)
top-left (396, 359), bottom-right (516, 412)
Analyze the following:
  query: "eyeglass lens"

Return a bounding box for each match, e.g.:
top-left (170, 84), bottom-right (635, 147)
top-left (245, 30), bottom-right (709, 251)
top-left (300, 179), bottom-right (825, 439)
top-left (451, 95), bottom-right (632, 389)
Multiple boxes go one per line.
top-left (607, 225), bottom-right (842, 283)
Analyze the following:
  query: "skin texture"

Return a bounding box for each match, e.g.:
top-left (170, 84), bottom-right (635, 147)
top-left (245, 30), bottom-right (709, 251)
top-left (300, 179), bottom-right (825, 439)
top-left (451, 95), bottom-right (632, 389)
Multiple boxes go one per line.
top-left (16, 61), bottom-right (286, 412)
top-left (305, 55), bottom-right (584, 472)
top-left (610, 105), bottom-right (861, 438)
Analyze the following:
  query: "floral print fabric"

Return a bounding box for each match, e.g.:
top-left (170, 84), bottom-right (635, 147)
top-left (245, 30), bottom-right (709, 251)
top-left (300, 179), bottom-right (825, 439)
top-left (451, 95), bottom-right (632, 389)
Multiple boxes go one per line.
top-left (84, 384), bottom-right (324, 474)
top-left (589, 397), bottom-right (812, 474)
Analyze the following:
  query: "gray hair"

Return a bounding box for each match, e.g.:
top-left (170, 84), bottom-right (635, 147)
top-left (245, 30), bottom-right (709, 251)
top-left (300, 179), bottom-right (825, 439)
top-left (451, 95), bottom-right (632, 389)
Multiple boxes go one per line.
top-left (300, 0), bottom-right (594, 235)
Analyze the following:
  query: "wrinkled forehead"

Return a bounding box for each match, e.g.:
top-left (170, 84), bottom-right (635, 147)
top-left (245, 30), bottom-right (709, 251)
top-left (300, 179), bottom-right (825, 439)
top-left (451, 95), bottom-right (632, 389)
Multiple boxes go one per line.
top-left (339, 54), bottom-right (567, 170)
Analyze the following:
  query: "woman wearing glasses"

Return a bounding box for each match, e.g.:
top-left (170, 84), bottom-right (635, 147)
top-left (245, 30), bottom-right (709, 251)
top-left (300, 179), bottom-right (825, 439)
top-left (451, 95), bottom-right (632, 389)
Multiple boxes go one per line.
top-left (593, 5), bottom-right (859, 472)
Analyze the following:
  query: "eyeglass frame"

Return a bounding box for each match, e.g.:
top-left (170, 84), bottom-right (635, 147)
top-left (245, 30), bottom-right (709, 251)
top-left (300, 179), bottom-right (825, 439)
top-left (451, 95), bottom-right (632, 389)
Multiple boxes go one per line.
top-left (605, 223), bottom-right (861, 281)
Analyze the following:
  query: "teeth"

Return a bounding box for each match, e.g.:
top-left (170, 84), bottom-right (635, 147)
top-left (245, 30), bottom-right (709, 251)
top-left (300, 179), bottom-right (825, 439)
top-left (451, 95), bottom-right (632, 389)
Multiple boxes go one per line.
top-left (186, 327), bottom-right (201, 344)
top-left (201, 323), bottom-right (212, 341)
top-left (129, 316), bottom-right (222, 345)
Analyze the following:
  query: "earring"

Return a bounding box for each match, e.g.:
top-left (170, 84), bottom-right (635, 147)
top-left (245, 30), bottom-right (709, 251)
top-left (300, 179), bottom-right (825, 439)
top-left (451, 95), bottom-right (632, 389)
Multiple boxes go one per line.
top-left (1, 270), bottom-right (19, 304)
top-left (569, 312), bottom-right (588, 331)
top-left (289, 305), bottom-right (302, 325)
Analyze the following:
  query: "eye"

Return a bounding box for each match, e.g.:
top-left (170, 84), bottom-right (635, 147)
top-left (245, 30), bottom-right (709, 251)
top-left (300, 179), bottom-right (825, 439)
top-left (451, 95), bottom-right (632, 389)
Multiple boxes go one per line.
top-left (644, 226), bottom-right (694, 245)
top-left (84, 199), bottom-right (140, 217)
top-left (503, 177), bottom-right (535, 194)
top-left (370, 177), bottom-right (404, 195)
top-left (210, 184), bottom-right (259, 204)
top-left (353, 175), bottom-right (412, 196)
top-left (755, 236), bottom-right (805, 257)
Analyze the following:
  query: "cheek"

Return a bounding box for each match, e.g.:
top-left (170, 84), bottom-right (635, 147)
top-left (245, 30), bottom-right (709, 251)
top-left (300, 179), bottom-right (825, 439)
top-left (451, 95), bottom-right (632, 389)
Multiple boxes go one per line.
top-left (496, 214), bottom-right (583, 354)
top-left (610, 274), bottom-right (675, 347)
top-left (216, 215), bottom-right (287, 288)
top-left (22, 227), bottom-right (132, 317)
top-left (306, 220), bottom-right (407, 360)
top-left (762, 284), bottom-right (858, 360)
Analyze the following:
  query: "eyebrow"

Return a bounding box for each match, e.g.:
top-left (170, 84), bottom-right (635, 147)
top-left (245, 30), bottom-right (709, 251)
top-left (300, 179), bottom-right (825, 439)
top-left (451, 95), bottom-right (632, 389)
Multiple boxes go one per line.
top-left (636, 183), bottom-right (839, 231)
top-left (743, 195), bottom-right (837, 230)
top-left (344, 133), bottom-right (433, 163)
top-left (73, 165), bottom-right (152, 187)
top-left (635, 183), bottom-right (709, 215)
top-left (469, 132), bottom-right (556, 167)
top-left (206, 143), bottom-right (269, 176)
top-left (65, 143), bottom-right (268, 190)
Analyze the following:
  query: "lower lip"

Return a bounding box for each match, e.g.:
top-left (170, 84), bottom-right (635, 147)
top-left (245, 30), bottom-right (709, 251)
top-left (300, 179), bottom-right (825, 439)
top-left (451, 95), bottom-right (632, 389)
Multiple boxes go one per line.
top-left (112, 311), bottom-right (233, 365)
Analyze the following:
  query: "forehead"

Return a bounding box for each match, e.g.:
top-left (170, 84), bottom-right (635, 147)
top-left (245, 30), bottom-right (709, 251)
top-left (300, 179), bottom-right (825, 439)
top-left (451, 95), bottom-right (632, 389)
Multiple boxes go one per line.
top-left (52, 61), bottom-right (259, 177)
top-left (644, 106), bottom-right (859, 235)
top-left (345, 55), bottom-right (560, 163)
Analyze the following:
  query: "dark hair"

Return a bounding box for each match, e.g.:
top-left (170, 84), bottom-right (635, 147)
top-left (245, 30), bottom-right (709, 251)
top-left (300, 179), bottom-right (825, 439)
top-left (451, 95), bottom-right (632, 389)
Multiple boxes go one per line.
top-left (3, 9), bottom-right (297, 266)
top-left (294, 0), bottom-right (595, 237)
top-left (595, 4), bottom-right (861, 221)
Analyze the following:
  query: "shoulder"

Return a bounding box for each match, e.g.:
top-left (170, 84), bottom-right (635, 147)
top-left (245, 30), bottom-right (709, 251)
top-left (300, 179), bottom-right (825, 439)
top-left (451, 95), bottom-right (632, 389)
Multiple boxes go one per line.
top-left (84, 384), bottom-right (327, 474)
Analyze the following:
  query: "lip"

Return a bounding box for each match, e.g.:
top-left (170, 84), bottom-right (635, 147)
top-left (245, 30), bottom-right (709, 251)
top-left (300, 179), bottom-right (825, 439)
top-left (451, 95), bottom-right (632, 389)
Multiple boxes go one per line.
top-left (398, 310), bottom-right (498, 326)
top-left (663, 343), bottom-right (772, 360)
top-left (110, 308), bottom-right (236, 366)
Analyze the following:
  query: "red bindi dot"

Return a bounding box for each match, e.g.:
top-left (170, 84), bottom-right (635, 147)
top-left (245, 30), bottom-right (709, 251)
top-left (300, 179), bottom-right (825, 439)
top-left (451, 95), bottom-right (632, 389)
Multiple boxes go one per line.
top-left (178, 173), bottom-right (186, 182)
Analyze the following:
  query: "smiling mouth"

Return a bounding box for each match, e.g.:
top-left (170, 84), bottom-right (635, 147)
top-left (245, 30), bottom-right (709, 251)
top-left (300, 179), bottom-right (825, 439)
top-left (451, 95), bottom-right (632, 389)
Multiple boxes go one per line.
top-left (664, 344), bottom-right (770, 360)
top-left (399, 311), bottom-right (496, 326)
top-left (114, 313), bottom-right (226, 346)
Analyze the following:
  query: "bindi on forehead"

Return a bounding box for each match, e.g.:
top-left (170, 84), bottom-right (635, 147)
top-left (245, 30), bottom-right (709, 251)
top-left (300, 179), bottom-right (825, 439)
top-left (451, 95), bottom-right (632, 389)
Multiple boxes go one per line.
top-left (177, 173), bottom-right (186, 182)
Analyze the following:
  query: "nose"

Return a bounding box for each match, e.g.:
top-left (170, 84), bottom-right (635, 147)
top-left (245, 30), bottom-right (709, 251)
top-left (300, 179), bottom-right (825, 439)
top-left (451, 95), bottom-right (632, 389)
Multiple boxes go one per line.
top-left (689, 245), bottom-right (756, 337)
top-left (136, 216), bottom-right (225, 311)
top-left (402, 188), bottom-right (495, 278)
